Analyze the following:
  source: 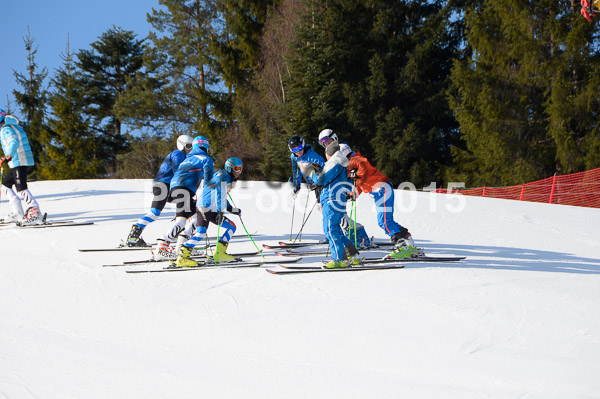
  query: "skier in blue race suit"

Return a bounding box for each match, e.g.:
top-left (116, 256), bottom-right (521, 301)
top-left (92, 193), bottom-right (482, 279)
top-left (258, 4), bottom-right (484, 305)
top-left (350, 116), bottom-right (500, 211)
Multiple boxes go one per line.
top-left (125, 134), bottom-right (194, 247)
top-left (313, 142), bottom-right (362, 269)
top-left (0, 109), bottom-right (43, 225)
top-left (174, 157), bottom-right (244, 267)
top-left (288, 135), bottom-right (325, 201)
top-left (153, 136), bottom-right (214, 260)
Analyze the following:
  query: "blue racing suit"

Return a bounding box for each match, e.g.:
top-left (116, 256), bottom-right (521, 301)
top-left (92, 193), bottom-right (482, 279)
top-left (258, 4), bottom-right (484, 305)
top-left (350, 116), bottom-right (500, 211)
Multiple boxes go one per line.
top-left (290, 145), bottom-right (324, 190)
top-left (314, 150), bottom-right (353, 261)
top-left (170, 147), bottom-right (214, 192)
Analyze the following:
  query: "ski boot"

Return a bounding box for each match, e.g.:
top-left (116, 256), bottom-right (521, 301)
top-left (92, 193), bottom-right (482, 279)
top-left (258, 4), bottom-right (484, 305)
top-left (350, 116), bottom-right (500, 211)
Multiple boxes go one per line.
top-left (126, 225), bottom-right (148, 247)
top-left (19, 207), bottom-right (43, 226)
top-left (211, 241), bottom-right (237, 263)
top-left (324, 242), bottom-right (363, 268)
top-left (153, 239), bottom-right (176, 261)
top-left (323, 259), bottom-right (350, 269)
top-left (174, 234), bottom-right (189, 256)
top-left (6, 201), bottom-right (25, 223)
top-left (348, 226), bottom-right (372, 249)
top-left (389, 228), bottom-right (421, 259)
top-left (174, 245), bottom-right (198, 268)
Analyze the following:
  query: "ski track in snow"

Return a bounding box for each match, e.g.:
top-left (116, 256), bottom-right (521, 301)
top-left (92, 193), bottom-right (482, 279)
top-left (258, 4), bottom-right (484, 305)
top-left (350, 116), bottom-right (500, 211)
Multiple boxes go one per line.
top-left (1, 179), bottom-right (600, 399)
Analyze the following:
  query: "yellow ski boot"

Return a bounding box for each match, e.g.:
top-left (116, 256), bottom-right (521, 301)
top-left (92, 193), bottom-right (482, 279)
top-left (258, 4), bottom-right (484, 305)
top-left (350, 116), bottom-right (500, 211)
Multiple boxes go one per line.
top-left (212, 241), bottom-right (237, 263)
top-left (174, 245), bottom-right (198, 267)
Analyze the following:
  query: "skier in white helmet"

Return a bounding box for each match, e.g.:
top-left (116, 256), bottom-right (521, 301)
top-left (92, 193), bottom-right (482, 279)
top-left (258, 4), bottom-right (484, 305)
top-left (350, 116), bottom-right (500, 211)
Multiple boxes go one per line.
top-left (317, 128), bottom-right (374, 249)
top-left (125, 134), bottom-right (194, 247)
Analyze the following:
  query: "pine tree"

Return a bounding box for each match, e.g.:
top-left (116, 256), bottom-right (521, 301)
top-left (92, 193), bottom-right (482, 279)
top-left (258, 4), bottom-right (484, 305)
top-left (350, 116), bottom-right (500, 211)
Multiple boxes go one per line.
top-left (446, 0), bottom-right (600, 186)
top-left (77, 26), bottom-right (146, 175)
top-left (278, 0), bottom-right (459, 186)
top-left (41, 37), bottom-right (102, 179)
top-left (12, 27), bottom-right (50, 178)
top-left (146, 0), bottom-right (225, 149)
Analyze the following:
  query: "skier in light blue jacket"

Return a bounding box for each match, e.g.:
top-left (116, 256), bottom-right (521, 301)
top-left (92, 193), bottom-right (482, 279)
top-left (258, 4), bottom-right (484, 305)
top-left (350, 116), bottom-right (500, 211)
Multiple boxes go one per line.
top-left (0, 109), bottom-right (43, 225)
top-left (174, 157), bottom-right (244, 267)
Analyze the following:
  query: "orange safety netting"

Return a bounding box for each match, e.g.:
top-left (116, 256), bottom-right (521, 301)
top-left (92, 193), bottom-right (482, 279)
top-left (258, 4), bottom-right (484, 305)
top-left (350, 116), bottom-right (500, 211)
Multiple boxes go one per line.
top-left (436, 167), bottom-right (600, 208)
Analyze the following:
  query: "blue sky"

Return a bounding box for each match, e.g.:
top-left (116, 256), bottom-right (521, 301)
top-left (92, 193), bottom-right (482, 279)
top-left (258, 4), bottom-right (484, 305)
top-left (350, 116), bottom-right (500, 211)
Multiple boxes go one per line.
top-left (1, 0), bottom-right (155, 114)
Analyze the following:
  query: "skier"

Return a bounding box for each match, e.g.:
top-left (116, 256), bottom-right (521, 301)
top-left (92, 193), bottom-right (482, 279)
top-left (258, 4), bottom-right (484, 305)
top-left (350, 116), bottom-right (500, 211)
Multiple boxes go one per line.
top-left (317, 128), bottom-right (373, 248)
top-left (339, 143), bottom-right (421, 258)
top-left (289, 135), bottom-right (324, 202)
top-left (313, 142), bottom-right (361, 268)
top-left (153, 136), bottom-right (214, 260)
top-left (174, 157), bottom-right (244, 267)
top-left (0, 109), bottom-right (43, 225)
top-left (125, 134), bottom-right (194, 247)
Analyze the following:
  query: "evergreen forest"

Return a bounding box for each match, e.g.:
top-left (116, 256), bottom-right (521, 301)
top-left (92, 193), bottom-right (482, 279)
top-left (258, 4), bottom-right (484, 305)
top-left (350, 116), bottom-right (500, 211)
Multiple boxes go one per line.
top-left (4, 0), bottom-right (600, 188)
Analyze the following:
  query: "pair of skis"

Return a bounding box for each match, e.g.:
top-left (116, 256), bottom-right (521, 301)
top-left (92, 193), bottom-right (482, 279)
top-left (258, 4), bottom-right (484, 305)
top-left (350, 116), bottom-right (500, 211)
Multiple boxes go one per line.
top-left (102, 249), bottom-right (263, 267)
top-left (266, 255), bottom-right (466, 274)
top-left (124, 256), bottom-right (303, 274)
top-left (0, 216), bottom-right (94, 229)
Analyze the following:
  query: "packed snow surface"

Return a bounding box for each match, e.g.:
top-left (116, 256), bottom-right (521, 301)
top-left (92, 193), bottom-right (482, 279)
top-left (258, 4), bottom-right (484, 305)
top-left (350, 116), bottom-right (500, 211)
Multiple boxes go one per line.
top-left (1, 179), bottom-right (599, 399)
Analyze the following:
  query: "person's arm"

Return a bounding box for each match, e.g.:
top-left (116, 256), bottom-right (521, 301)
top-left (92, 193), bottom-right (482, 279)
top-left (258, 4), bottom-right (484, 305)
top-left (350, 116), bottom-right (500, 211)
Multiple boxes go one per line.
top-left (291, 155), bottom-right (301, 190)
top-left (171, 151), bottom-right (186, 173)
top-left (2, 127), bottom-right (19, 158)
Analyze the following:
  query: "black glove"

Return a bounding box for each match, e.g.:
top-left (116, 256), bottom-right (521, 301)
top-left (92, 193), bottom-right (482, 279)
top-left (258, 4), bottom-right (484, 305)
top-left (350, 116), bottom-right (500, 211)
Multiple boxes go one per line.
top-left (314, 185), bottom-right (323, 199)
top-left (346, 191), bottom-right (357, 201)
top-left (230, 207), bottom-right (242, 216)
top-left (349, 168), bottom-right (358, 179)
top-left (0, 154), bottom-right (11, 166)
top-left (292, 186), bottom-right (300, 200)
top-left (215, 211), bottom-right (225, 225)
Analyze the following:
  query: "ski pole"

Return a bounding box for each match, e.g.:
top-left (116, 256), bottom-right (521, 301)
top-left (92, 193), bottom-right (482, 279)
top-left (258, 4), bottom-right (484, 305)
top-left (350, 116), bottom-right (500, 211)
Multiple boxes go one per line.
top-left (299, 191), bottom-right (309, 242)
top-left (215, 213), bottom-right (221, 264)
top-left (293, 200), bottom-right (318, 243)
top-left (290, 193), bottom-right (296, 241)
top-left (352, 179), bottom-right (358, 248)
top-left (228, 193), bottom-right (264, 259)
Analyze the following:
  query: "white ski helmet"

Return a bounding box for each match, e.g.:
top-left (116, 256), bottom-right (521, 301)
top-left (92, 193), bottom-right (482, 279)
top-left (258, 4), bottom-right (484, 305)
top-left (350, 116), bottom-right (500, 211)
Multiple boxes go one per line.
top-left (318, 128), bottom-right (338, 148)
top-left (176, 134), bottom-right (194, 151)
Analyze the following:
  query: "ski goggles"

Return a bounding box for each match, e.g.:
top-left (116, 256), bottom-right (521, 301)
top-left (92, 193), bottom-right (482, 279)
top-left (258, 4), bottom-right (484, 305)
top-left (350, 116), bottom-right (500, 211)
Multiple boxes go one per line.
top-left (319, 136), bottom-right (333, 147)
top-left (290, 145), bottom-right (304, 154)
top-left (184, 143), bottom-right (193, 150)
top-left (231, 165), bottom-right (243, 173)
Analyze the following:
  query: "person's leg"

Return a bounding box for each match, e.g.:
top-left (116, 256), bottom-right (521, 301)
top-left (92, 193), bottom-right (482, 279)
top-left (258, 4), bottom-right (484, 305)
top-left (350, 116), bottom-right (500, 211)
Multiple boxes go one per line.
top-left (371, 182), bottom-right (403, 238)
top-left (1, 170), bottom-right (24, 221)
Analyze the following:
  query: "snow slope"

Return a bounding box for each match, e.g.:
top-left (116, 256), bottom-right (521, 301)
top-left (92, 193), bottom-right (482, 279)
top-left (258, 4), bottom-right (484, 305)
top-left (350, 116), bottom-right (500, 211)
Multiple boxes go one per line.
top-left (1, 179), bottom-right (599, 399)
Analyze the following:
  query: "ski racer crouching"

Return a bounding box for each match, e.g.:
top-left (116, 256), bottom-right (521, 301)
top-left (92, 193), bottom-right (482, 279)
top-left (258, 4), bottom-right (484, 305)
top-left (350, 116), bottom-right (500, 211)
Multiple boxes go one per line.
top-left (174, 157), bottom-right (244, 267)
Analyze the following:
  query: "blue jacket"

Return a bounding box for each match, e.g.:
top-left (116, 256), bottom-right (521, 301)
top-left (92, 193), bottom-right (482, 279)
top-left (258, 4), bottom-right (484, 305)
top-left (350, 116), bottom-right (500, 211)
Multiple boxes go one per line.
top-left (314, 150), bottom-right (351, 204)
top-left (200, 169), bottom-right (237, 211)
top-left (170, 147), bottom-right (213, 193)
top-left (1, 115), bottom-right (34, 167)
top-left (290, 145), bottom-right (324, 189)
top-left (155, 149), bottom-right (187, 183)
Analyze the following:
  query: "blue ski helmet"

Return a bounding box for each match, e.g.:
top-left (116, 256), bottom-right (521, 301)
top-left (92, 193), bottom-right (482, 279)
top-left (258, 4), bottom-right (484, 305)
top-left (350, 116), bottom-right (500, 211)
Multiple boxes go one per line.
top-left (192, 135), bottom-right (210, 152)
top-left (225, 157), bottom-right (243, 174)
top-left (288, 136), bottom-right (305, 154)
top-left (0, 108), bottom-right (6, 123)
